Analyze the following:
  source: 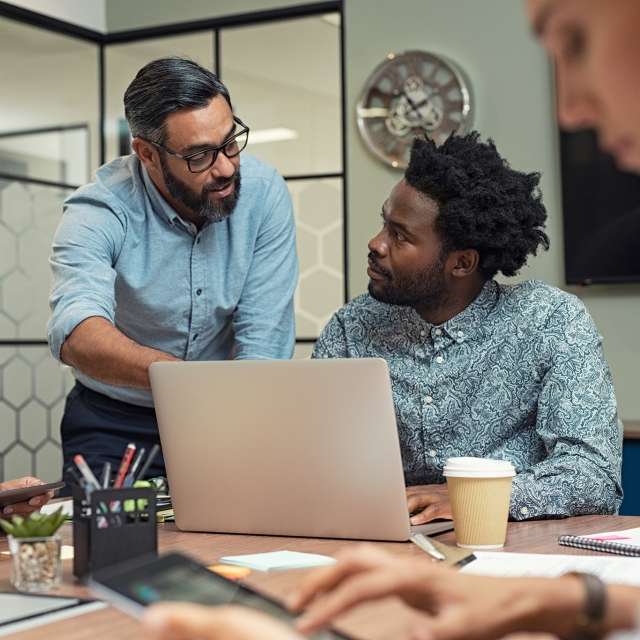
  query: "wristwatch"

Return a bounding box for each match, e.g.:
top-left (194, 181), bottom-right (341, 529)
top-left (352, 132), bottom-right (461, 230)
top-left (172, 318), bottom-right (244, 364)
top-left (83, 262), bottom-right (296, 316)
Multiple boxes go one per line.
top-left (566, 572), bottom-right (607, 640)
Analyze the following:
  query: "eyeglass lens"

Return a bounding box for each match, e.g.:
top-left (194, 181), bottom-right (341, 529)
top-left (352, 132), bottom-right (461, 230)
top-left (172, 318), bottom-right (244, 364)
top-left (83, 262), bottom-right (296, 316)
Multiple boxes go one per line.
top-left (188, 130), bottom-right (249, 172)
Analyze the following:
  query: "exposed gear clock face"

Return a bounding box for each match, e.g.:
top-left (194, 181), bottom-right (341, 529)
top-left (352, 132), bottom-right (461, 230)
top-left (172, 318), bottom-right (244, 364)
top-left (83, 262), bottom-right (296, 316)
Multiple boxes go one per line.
top-left (356, 50), bottom-right (473, 169)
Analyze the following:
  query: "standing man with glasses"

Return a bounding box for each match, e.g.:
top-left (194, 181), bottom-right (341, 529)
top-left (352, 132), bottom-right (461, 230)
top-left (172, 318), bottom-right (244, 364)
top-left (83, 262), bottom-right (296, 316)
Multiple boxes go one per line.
top-left (48, 57), bottom-right (298, 482)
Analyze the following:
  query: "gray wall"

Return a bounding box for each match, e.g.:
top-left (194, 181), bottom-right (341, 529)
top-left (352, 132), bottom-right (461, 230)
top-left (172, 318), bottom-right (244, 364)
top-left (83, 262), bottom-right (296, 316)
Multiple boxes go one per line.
top-left (105, 0), bottom-right (640, 422)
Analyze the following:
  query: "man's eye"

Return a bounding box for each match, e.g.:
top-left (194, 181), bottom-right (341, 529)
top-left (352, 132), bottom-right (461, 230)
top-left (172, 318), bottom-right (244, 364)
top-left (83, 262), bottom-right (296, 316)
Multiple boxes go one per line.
top-left (189, 151), bottom-right (209, 162)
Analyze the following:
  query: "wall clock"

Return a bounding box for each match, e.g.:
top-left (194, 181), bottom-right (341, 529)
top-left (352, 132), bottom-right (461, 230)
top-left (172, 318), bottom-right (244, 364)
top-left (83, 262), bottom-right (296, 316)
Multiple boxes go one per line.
top-left (356, 50), bottom-right (473, 169)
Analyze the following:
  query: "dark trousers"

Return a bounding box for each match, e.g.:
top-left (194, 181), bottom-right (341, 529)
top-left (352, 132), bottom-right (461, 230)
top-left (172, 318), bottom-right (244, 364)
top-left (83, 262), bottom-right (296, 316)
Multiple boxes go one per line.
top-left (60, 382), bottom-right (165, 493)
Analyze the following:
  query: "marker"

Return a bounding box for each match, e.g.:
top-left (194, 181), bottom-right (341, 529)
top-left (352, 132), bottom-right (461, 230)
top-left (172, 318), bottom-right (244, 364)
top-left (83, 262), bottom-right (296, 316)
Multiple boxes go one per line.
top-left (100, 461), bottom-right (111, 489)
top-left (410, 533), bottom-right (446, 561)
top-left (73, 454), bottom-right (101, 491)
top-left (123, 447), bottom-right (145, 487)
top-left (113, 443), bottom-right (136, 489)
top-left (134, 444), bottom-right (160, 482)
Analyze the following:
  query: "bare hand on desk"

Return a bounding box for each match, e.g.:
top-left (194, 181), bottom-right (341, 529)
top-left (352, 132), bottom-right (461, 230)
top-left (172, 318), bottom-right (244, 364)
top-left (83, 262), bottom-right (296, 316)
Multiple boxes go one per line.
top-left (142, 603), bottom-right (301, 640)
top-left (406, 483), bottom-right (452, 524)
top-left (289, 545), bottom-right (587, 640)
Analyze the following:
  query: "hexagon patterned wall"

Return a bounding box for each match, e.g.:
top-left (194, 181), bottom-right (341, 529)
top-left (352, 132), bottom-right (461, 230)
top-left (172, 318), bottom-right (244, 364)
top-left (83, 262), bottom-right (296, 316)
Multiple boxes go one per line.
top-left (0, 177), bottom-right (346, 481)
top-left (287, 178), bottom-right (344, 339)
top-left (0, 179), bottom-right (74, 482)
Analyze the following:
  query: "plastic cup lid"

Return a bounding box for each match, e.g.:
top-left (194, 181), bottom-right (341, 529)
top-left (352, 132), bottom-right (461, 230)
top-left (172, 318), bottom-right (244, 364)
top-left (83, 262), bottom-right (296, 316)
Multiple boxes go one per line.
top-left (443, 456), bottom-right (515, 478)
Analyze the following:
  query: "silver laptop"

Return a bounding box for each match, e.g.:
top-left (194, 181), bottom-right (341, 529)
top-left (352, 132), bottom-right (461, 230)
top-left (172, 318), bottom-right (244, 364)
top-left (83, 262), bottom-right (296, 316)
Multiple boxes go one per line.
top-left (150, 358), bottom-right (453, 541)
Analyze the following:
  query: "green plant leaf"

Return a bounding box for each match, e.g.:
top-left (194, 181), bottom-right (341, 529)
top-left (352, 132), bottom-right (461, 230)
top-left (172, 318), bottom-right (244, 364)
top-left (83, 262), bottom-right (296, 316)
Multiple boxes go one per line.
top-left (5, 507), bottom-right (66, 538)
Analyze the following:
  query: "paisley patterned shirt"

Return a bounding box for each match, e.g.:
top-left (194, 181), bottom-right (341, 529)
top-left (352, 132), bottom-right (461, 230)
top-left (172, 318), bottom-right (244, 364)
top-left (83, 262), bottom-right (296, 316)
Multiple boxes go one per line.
top-left (312, 279), bottom-right (622, 520)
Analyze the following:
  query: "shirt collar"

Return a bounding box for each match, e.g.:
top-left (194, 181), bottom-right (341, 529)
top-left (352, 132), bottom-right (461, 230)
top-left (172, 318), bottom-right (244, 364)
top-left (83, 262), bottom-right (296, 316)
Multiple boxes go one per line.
top-left (139, 161), bottom-right (195, 233)
top-left (395, 279), bottom-right (499, 343)
top-left (440, 279), bottom-right (499, 341)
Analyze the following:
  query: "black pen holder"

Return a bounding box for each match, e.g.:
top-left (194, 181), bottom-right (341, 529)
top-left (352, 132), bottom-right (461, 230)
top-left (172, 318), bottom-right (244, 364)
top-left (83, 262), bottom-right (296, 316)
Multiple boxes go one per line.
top-left (72, 485), bottom-right (157, 580)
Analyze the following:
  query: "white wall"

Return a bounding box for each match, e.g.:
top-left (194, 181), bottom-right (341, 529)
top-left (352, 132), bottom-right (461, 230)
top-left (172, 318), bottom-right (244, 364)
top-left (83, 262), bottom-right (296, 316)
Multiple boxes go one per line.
top-left (3, 0), bottom-right (106, 32)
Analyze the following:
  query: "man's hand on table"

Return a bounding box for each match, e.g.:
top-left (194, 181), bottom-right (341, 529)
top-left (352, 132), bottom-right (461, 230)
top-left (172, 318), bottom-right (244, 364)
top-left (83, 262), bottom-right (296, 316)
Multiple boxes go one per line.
top-left (406, 483), bottom-right (452, 524)
top-left (0, 476), bottom-right (52, 516)
top-left (288, 545), bottom-right (586, 640)
top-left (143, 603), bottom-right (301, 640)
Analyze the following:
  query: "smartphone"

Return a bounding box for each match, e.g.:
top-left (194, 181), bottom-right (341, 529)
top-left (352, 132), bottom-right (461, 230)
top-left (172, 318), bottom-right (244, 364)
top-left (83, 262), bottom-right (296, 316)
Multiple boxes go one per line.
top-left (0, 481), bottom-right (65, 507)
top-left (89, 551), bottom-right (352, 640)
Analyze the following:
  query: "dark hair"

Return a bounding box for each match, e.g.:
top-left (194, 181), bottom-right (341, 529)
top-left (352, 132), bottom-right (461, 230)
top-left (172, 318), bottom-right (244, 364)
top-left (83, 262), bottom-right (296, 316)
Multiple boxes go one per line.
top-left (124, 57), bottom-right (232, 145)
top-left (405, 132), bottom-right (549, 279)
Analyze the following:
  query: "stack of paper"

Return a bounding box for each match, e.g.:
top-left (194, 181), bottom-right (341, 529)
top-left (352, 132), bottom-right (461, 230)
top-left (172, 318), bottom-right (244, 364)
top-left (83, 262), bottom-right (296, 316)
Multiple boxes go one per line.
top-left (219, 550), bottom-right (336, 572)
top-left (461, 552), bottom-right (640, 586)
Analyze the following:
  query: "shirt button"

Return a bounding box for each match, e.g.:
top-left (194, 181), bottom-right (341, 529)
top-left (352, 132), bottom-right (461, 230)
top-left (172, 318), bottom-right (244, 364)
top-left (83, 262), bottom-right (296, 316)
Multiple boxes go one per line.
top-left (428, 449), bottom-right (437, 457)
top-left (457, 330), bottom-right (464, 337)
top-left (425, 395), bottom-right (433, 404)
top-left (196, 288), bottom-right (202, 296)
top-left (434, 328), bottom-right (443, 336)
top-left (435, 355), bottom-right (444, 364)
top-left (420, 330), bottom-right (426, 338)
top-left (520, 506), bottom-right (529, 515)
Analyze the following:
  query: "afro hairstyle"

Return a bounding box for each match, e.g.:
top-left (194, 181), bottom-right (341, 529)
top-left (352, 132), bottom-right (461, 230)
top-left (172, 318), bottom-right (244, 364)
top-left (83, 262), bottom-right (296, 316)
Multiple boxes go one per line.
top-left (404, 132), bottom-right (550, 279)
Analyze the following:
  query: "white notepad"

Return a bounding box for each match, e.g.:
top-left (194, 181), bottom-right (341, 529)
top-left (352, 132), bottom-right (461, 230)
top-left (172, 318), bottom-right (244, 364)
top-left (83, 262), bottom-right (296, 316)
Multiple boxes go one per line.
top-left (462, 552), bottom-right (640, 586)
top-left (219, 550), bottom-right (336, 571)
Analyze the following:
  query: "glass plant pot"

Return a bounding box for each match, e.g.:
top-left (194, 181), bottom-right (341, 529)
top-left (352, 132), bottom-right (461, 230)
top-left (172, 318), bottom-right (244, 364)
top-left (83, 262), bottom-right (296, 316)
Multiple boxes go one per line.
top-left (8, 534), bottom-right (62, 592)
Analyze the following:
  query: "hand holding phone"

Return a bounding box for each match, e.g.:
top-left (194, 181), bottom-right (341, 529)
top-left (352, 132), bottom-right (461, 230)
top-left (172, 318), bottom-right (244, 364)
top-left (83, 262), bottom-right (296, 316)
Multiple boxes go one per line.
top-left (0, 479), bottom-right (64, 513)
top-left (90, 552), bottom-right (351, 640)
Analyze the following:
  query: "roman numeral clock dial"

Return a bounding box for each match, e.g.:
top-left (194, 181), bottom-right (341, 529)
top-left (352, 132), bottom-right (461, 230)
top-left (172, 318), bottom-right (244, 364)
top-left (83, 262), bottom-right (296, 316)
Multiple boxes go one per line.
top-left (356, 50), bottom-right (473, 169)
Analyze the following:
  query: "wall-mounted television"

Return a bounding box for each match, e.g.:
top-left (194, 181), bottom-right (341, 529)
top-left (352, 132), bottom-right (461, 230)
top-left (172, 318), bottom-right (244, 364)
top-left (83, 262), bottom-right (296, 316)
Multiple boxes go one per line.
top-left (561, 130), bottom-right (640, 285)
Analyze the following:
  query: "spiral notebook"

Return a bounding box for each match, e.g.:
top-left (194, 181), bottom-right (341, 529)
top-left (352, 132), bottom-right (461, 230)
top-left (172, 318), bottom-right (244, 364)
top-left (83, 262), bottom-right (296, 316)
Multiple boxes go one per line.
top-left (558, 526), bottom-right (640, 557)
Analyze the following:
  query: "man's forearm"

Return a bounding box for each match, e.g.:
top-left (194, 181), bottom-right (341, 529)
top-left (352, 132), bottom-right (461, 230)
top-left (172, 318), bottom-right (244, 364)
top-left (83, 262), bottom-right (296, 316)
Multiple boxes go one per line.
top-left (60, 316), bottom-right (180, 389)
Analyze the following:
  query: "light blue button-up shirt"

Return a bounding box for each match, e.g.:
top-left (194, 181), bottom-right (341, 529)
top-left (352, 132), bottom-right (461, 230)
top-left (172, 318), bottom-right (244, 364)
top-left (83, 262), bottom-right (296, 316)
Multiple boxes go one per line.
top-left (313, 280), bottom-right (622, 519)
top-left (48, 153), bottom-right (298, 407)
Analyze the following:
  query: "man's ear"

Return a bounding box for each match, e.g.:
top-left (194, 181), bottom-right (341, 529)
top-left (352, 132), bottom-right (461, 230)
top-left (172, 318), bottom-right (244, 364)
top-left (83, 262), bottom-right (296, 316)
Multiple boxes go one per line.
top-left (131, 138), bottom-right (157, 170)
top-left (449, 249), bottom-right (480, 278)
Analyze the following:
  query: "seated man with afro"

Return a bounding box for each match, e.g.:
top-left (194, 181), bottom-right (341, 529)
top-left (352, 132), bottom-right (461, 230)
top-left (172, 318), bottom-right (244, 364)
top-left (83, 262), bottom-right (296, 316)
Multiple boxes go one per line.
top-left (313, 132), bottom-right (621, 524)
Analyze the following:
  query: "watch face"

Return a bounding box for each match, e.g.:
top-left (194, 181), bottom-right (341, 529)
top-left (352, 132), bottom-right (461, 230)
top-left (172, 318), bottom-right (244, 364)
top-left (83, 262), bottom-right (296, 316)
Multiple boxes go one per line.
top-left (356, 50), bottom-right (473, 169)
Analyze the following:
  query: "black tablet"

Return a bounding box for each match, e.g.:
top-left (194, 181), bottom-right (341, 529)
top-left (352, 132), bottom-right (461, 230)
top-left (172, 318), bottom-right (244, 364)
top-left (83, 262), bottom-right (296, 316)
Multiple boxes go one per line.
top-left (90, 551), bottom-right (352, 639)
top-left (0, 481), bottom-right (65, 507)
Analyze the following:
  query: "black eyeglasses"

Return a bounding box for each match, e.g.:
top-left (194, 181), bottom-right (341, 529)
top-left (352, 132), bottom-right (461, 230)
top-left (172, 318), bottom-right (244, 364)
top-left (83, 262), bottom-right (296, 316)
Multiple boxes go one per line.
top-left (147, 116), bottom-right (250, 173)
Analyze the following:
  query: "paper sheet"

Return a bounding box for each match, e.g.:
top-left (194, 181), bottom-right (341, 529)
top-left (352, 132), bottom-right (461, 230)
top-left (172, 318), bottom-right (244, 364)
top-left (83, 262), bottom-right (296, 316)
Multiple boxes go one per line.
top-left (579, 526), bottom-right (640, 545)
top-left (219, 550), bottom-right (336, 571)
top-left (461, 552), bottom-right (640, 585)
top-left (41, 499), bottom-right (73, 518)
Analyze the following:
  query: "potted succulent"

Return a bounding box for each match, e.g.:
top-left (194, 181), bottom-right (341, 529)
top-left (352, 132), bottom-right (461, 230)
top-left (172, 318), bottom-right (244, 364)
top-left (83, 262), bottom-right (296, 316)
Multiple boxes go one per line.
top-left (0, 508), bottom-right (66, 592)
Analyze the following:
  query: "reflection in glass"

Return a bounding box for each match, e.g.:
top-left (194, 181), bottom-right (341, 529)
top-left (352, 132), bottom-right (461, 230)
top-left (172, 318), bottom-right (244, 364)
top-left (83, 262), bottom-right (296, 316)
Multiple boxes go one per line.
top-left (0, 17), bottom-right (99, 177)
top-left (105, 33), bottom-right (215, 162)
top-left (0, 127), bottom-right (88, 185)
top-left (221, 14), bottom-right (341, 176)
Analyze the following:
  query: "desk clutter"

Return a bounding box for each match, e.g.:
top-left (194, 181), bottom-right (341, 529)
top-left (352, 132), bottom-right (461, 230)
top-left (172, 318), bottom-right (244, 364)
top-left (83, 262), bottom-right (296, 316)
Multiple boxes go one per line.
top-left (67, 444), bottom-right (163, 580)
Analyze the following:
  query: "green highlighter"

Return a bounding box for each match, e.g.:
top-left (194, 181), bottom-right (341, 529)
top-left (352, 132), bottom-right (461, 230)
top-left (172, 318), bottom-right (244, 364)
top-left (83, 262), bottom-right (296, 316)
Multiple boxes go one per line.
top-left (123, 480), bottom-right (151, 513)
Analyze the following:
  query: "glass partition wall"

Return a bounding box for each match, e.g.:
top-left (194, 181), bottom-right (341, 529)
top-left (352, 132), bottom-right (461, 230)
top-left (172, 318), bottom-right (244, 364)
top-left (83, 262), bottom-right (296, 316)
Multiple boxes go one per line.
top-left (0, 4), bottom-right (346, 480)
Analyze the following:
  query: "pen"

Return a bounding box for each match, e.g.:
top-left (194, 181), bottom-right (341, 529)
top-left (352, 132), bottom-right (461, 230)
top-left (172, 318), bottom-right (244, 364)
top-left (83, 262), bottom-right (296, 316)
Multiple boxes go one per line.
top-left (100, 461), bottom-right (111, 489)
top-left (73, 454), bottom-right (101, 491)
top-left (134, 444), bottom-right (160, 482)
top-left (410, 533), bottom-right (446, 561)
top-left (113, 443), bottom-right (136, 489)
top-left (65, 464), bottom-right (83, 487)
top-left (123, 447), bottom-right (146, 487)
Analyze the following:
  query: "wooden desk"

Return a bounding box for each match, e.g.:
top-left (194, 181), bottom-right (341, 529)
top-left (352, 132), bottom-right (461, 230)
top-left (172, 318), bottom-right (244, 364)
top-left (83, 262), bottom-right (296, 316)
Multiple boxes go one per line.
top-left (2, 515), bottom-right (639, 640)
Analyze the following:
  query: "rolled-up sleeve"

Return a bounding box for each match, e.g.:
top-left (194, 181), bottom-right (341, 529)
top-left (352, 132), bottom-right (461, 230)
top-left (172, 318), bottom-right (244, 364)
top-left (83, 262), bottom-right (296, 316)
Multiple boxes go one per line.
top-left (232, 173), bottom-right (298, 360)
top-left (47, 195), bottom-right (125, 361)
top-left (509, 300), bottom-right (623, 519)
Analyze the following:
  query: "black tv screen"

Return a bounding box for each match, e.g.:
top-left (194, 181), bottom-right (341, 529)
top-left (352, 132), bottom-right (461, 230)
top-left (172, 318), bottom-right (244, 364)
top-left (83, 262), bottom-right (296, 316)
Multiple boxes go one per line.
top-left (561, 129), bottom-right (640, 284)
